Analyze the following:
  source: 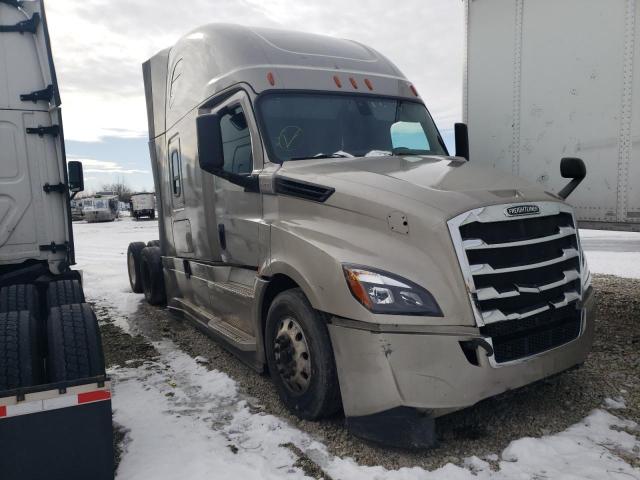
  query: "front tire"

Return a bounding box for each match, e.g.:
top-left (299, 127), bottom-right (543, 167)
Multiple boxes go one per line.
top-left (265, 288), bottom-right (341, 420)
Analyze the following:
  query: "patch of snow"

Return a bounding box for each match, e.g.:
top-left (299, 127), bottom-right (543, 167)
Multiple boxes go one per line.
top-left (580, 229), bottom-right (640, 279)
top-left (111, 338), bottom-right (640, 480)
top-left (74, 218), bottom-right (159, 330)
top-left (604, 397), bottom-right (627, 410)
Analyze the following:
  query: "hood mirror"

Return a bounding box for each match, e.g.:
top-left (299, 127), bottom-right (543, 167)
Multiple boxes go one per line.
top-left (454, 123), bottom-right (469, 161)
top-left (558, 157), bottom-right (586, 200)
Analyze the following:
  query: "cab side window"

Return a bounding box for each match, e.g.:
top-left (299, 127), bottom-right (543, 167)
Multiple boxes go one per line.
top-left (219, 105), bottom-right (253, 175)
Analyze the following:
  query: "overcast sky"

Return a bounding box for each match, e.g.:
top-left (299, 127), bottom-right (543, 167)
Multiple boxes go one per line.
top-left (46, 0), bottom-right (465, 192)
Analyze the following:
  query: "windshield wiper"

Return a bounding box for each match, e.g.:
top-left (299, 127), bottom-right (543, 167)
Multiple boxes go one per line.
top-left (290, 151), bottom-right (352, 161)
top-left (392, 147), bottom-right (431, 156)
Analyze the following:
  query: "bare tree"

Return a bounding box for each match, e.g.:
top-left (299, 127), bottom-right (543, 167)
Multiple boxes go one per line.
top-left (101, 176), bottom-right (133, 203)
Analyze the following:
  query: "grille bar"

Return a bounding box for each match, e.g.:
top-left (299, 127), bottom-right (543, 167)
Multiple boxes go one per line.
top-left (470, 248), bottom-right (579, 275)
top-left (463, 226), bottom-right (576, 250)
top-left (448, 202), bottom-right (583, 364)
top-left (476, 269), bottom-right (579, 300)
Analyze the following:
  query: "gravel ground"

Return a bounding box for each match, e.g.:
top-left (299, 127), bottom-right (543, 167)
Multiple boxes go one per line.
top-left (99, 274), bottom-right (639, 471)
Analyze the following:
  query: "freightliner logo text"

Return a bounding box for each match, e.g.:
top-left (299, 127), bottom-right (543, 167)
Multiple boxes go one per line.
top-left (504, 205), bottom-right (541, 217)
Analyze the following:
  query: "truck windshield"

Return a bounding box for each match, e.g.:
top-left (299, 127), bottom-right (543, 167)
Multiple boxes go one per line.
top-left (258, 93), bottom-right (448, 163)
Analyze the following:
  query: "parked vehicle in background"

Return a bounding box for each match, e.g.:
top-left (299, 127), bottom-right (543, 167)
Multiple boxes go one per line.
top-left (82, 192), bottom-right (120, 222)
top-left (70, 198), bottom-right (84, 221)
top-left (464, 0), bottom-right (639, 230)
top-left (128, 23), bottom-right (595, 448)
top-left (0, 1), bottom-right (112, 478)
top-left (130, 192), bottom-right (156, 219)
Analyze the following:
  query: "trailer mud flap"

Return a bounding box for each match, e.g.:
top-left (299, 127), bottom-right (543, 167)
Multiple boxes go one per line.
top-left (0, 391), bottom-right (114, 479)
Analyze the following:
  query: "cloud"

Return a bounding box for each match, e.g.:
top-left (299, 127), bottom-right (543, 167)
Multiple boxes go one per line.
top-left (68, 156), bottom-right (148, 174)
top-left (46, 0), bottom-right (464, 142)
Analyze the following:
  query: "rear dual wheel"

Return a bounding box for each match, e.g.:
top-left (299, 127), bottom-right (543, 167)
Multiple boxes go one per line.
top-left (0, 311), bottom-right (41, 390)
top-left (140, 246), bottom-right (166, 305)
top-left (127, 242), bottom-right (146, 293)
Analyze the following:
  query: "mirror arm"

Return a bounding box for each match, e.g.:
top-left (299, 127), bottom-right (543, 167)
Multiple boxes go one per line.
top-left (70, 191), bottom-right (79, 201)
top-left (557, 178), bottom-right (583, 200)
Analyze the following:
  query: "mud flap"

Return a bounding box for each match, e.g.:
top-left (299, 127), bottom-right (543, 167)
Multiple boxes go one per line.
top-left (346, 406), bottom-right (437, 449)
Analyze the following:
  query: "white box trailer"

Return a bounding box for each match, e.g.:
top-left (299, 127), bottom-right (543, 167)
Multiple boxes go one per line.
top-left (0, 1), bottom-right (112, 477)
top-left (464, 0), bottom-right (639, 230)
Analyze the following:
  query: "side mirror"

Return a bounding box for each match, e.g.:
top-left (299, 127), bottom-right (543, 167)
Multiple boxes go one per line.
top-left (196, 112), bottom-right (259, 192)
top-left (68, 161), bottom-right (84, 193)
top-left (454, 123), bottom-right (469, 160)
top-left (558, 157), bottom-right (586, 200)
top-left (196, 113), bottom-right (224, 174)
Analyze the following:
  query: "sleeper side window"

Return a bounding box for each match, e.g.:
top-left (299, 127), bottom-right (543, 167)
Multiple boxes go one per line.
top-left (219, 105), bottom-right (253, 176)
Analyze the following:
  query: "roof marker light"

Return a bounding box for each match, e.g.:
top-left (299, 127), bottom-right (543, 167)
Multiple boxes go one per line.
top-left (349, 77), bottom-right (358, 89)
top-left (267, 72), bottom-right (275, 86)
top-left (410, 84), bottom-right (419, 97)
top-left (333, 75), bottom-right (342, 88)
top-left (364, 78), bottom-right (374, 91)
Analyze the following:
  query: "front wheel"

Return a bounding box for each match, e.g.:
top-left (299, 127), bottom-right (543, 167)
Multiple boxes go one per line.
top-left (265, 288), bottom-right (341, 420)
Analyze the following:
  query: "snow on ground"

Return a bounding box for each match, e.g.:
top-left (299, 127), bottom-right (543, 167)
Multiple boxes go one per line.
top-left (580, 229), bottom-right (640, 279)
top-left (74, 217), bottom-right (159, 329)
top-left (73, 218), bottom-right (640, 480)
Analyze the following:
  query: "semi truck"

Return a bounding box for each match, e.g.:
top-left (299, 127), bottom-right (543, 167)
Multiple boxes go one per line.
top-left (130, 192), bottom-right (156, 219)
top-left (464, 0), bottom-right (640, 230)
top-left (128, 23), bottom-right (595, 448)
top-left (0, 1), bottom-right (112, 477)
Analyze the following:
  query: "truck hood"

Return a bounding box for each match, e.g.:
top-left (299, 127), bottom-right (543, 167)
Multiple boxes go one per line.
top-left (277, 155), bottom-right (560, 222)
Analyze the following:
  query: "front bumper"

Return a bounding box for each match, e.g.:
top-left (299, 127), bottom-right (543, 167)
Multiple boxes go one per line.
top-left (329, 287), bottom-right (595, 419)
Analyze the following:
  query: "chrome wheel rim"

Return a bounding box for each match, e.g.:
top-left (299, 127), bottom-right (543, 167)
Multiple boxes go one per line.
top-left (274, 316), bottom-right (311, 394)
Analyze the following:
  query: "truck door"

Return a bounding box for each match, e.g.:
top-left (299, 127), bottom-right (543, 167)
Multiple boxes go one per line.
top-left (211, 92), bottom-right (264, 268)
top-left (167, 134), bottom-right (194, 256)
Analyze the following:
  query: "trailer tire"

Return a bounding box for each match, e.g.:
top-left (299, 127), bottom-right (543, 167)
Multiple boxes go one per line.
top-left (0, 311), bottom-right (42, 390)
top-left (146, 240), bottom-right (160, 248)
top-left (47, 303), bottom-right (105, 382)
top-left (150, 211), bottom-right (156, 220)
top-left (140, 246), bottom-right (166, 305)
top-left (47, 279), bottom-right (85, 309)
top-left (0, 284), bottom-right (40, 320)
top-left (127, 241), bottom-right (147, 293)
top-left (265, 288), bottom-right (341, 420)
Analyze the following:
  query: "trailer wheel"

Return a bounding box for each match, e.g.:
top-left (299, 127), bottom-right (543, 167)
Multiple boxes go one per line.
top-left (265, 288), bottom-right (341, 420)
top-left (0, 284), bottom-right (40, 320)
top-left (140, 246), bottom-right (166, 305)
top-left (150, 211), bottom-right (156, 220)
top-left (127, 241), bottom-right (147, 293)
top-left (0, 311), bottom-right (42, 390)
top-left (47, 279), bottom-right (85, 309)
top-left (47, 303), bottom-right (105, 382)
top-left (146, 240), bottom-right (160, 248)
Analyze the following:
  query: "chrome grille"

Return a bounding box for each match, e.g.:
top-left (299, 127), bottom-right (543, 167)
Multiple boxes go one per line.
top-left (448, 202), bottom-right (583, 364)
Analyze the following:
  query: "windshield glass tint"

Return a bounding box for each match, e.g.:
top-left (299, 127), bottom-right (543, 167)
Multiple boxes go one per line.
top-left (258, 93), bottom-right (448, 162)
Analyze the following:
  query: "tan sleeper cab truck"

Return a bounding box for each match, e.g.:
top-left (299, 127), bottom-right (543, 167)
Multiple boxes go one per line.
top-left (129, 24), bottom-right (595, 448)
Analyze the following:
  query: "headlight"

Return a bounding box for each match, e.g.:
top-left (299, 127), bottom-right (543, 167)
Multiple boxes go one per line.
top-left (342, 264), bottom-right (442, 316)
